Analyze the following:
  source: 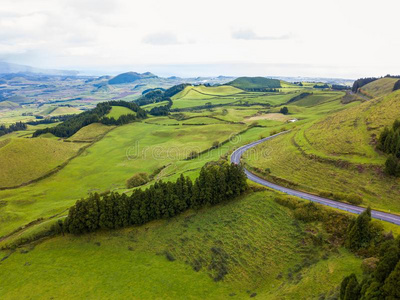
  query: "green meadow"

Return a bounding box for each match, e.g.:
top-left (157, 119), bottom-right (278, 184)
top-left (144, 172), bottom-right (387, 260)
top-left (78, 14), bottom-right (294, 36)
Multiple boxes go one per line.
top-left (0, 191), bottom-right (363, 299)
top-left (1, 80), bottom-right (399, 299)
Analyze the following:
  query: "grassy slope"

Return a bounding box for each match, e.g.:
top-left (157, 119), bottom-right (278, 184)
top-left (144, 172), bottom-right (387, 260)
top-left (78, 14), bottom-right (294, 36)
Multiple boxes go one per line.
top-left (0, 191), bottom-right (362, 299)
top-left (0, 138), bottom-right (84, 188)
top-left (49, 106), bottom-right (82, 116)
top-left (303, 90), bottom-right (400, 164)
top-left (242, 84), bottom-right (400, 212)
top-left (359, 77), bottom-right (398, 98)
top-left (106, 106), bottom-right (136, 119)
top-left (68, 123), bottom-right (114, 142)
top-left (243, 131), bottom-right (400, 212)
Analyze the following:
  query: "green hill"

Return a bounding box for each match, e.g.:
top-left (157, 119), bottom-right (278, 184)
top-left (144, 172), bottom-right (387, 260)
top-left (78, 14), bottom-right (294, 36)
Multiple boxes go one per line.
top-left (108, 72), bottom-right (158, 85)
top-left (227, 77), bottom-right (281, 90)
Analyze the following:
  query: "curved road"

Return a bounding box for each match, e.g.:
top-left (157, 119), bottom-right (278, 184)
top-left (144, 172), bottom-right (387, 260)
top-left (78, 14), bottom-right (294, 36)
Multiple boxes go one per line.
top-left (230, 131), bottom-right (400, 225)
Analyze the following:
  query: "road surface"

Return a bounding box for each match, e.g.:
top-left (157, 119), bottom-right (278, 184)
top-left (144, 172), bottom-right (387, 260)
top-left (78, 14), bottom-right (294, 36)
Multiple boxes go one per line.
top-left (230, 131), bottom-right (400, 225)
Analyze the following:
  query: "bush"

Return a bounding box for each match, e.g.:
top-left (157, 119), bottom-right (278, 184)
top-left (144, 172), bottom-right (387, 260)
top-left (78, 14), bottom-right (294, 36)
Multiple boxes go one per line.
top-left (345, 194), bottom-right (363, 205)
top-left (293, 202), bottom-right (326, 222)
top-left (126, 173), bottom-right (149, 188)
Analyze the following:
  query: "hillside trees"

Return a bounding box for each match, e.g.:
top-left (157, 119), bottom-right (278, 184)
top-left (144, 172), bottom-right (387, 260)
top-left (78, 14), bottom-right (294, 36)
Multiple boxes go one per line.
top-left (378, 119), bottom-right (400, 176)
top-left (340, 206), bottom-right (400, 300)
top-left (60, 163), bottom-right (248, 234)
top-left (33, 100), bottom-right (147, 138)
top-left (393, 80), bottom-right (400, 92)
top-left (0, 121), bottom-right (27, 137)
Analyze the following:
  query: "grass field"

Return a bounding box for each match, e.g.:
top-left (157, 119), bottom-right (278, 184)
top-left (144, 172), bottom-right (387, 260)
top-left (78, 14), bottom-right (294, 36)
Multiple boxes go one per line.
top-left (0, 138), bottom-right (85, 188)
top-left (1, 79), bottom-right (399, 299)
top-left (0, 190), bottom-right (363, 299)
top-left (106, 106), bottom-right (136, 119)
top-left (68, 123), bottom-right (114, 142)
top-left (0, 121), bottom-right (250, 237)
top-left (49, 106), bottom-right (82, 116)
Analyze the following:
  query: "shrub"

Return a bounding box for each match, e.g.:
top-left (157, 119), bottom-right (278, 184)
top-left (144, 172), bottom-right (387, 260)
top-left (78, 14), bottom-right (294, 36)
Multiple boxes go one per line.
top-left (126, 173), bottom-right (149, 188)
top-left (345, 194), bottom-right (363, 205)
top-left (361, 257), bottom-right (379, 274)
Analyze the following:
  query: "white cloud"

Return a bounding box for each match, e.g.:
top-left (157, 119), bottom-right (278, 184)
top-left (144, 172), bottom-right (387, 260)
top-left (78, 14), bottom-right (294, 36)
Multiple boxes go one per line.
top-left (142, 32), bottom-right (181, 46)
top-left (232, 29), bottom-right (292, 41)
top-left (0, 0), bottom-right (399, 78)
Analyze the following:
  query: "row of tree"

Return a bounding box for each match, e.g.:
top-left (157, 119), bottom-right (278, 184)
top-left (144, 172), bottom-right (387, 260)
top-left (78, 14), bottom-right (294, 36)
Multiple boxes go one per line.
top-left (244, 88), bottom-right (279, 92)
top-left (33, 101), bottom-right (147, 138)
top-left (55, 162), bottom-right (248, 234)
top-left (0, 121), bottom-right (27, 137)
top-left (340, 208), bottom-right (400, 299)
top-left (377, 120), bottom-right (400, 176)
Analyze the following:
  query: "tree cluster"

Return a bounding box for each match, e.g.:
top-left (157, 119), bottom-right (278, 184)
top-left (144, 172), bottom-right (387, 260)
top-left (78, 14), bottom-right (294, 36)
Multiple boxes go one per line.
top-left (341, 236), bottom-right (400, 299)
top-left (340, 207), bottom-right (400, 299)
top-left (393, 80), bottom-right (400, 92)
top-left (33, 101), bottom-right (146, 138)
top-left (377, 120), bottom-right (400, 176)
top-left (280, 107), bottom-right (289, 115)
top-left (0, 121), bottom-right (27, 137)
top-left (313, 84), bottom-right (329, 89)
top-left (332, 84), bottom-right (350, 91)
top-left (149, 99), bottom-right (173, 116)
top-left (56, 163), bottom-right (248, 235)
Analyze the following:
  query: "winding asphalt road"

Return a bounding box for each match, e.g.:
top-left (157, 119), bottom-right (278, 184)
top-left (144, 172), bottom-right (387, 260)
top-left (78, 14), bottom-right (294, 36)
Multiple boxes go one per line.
top-left (230, 131), bottom-right (400, 225)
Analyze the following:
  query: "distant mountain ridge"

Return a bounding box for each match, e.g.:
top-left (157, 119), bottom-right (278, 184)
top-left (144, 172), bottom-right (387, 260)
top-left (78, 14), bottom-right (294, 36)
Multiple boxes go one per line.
top-left (0, 62), bottom-right (79, 76)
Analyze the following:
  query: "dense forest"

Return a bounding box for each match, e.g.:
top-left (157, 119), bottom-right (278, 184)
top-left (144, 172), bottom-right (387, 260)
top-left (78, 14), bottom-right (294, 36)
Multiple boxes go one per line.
top-left (340, 208), bottom-right (400, 299)
top-left (55, 162), bottom-right (248, 234)
top-left (0, 121), bottom-right (27, 137)
top-left (33, 100), bottom-right (147, 138)
top-left (377, 120), bottom-right (400, 176)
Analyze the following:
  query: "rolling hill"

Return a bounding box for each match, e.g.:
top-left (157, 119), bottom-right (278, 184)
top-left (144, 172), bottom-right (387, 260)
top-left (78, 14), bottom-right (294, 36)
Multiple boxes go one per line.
top-left (227, 77), bottom-right (282, 90)
top-left (108, 72), bottom-right (158, 85)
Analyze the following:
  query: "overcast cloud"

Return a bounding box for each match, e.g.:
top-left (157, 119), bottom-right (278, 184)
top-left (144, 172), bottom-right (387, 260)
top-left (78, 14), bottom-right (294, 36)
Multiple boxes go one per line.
top-left (0, 0), bottom-right (399, 78)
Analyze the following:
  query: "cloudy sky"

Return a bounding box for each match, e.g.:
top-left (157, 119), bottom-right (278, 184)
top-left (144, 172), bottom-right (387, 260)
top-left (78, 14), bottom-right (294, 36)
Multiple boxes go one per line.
top-left (0, 0), bottom-right (399, 78)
